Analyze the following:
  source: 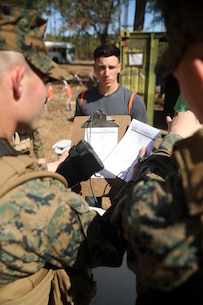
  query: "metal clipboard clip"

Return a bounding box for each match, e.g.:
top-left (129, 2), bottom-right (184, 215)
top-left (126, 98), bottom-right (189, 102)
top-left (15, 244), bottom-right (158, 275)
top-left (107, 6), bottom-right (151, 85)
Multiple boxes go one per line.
top-left (81, 109), bottom-right (119, 128)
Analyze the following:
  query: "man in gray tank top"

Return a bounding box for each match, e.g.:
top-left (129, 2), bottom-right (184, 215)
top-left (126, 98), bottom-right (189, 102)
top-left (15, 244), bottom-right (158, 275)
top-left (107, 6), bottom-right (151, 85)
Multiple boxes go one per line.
top-left (75, 43), bottom-right (148, 123)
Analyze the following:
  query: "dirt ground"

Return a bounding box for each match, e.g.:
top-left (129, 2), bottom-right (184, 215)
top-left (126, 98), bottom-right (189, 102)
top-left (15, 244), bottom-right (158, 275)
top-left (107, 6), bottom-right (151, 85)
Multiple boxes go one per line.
top-left (39, 61), bottom-right (164, 163)
top-left (39, 61), bottom-right (94, 162)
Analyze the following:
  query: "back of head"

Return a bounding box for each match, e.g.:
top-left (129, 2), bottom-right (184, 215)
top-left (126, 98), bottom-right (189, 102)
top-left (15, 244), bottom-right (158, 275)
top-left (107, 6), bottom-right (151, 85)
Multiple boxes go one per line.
top-left (93, 44), bottom-right (120, 61)
top-left (155, 0), bottom-right (203, 77)
top-left (0, 5), bottom-right (72, 81)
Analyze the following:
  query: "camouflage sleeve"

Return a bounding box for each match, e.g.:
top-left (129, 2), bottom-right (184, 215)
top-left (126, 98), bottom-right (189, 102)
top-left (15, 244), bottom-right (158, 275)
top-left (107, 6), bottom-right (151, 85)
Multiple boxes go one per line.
top-left (154, 133), bottom-right (182, 156)
top-left (135, 134), bottom-right (182, 182)
top-left (112, 132), bottom-right (201, 291)
top-left (173, 129), bottom-right (203, 215)
top-left (0, 177), bottom-right (123, 285)
top-left (32, 130), bottom-right (45, 159)
top-left (37, 163), bottom-right (48, 171)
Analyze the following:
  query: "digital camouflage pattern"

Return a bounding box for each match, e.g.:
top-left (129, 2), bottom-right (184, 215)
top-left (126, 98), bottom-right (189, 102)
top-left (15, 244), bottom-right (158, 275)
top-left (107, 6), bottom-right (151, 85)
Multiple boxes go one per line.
top-left (12, 130), bottom-right (45, 159)
top-left (0, 141), bottom-right (124, 287)
top-left (112, 132), bottom-right (203, 293)
top-left (32, 130), bottom-right (45, 159)
top-left (0, 6), bottom-right (72, 81)
top-left (11, 132), bottom-right (32, 154)
top-left (11, 130), bottom-right (48, 171)
top-left (155, 0), bottom-right (203, 77)
top-left (0, 175), bottom-right (92, 285)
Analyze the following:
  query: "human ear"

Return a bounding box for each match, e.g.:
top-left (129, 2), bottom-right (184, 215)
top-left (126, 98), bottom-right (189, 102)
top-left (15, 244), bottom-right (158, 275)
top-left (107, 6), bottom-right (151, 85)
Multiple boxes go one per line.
top-left (11, 65), bottom-right (26, 100)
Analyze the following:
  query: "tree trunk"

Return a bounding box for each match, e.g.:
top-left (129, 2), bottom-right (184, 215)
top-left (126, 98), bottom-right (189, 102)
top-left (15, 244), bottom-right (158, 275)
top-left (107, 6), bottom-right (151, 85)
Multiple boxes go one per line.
top-left (133, 0), bottom-right (147, 31)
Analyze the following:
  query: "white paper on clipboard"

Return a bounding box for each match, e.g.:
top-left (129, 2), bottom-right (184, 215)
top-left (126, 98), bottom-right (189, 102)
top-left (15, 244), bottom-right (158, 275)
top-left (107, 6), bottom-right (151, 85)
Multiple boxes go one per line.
top-left (103, 119), bottom-right (160, 181)
top-left (84, 127), bottom-right (119, 162)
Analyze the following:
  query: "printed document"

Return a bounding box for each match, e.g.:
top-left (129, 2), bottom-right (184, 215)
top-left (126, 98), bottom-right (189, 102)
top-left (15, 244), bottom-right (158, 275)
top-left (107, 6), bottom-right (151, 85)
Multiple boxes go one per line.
top-left (103, 119), bottom-right (160, 181)
top-left (84, 127), bottom-right (118, 162)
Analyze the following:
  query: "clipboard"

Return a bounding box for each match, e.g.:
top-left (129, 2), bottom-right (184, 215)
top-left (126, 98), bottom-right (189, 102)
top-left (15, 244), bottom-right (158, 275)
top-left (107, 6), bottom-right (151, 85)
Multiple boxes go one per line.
top-left (81, 109), bottom-right (119, 128)
top-left (71, 114), bottom-right (131, 207)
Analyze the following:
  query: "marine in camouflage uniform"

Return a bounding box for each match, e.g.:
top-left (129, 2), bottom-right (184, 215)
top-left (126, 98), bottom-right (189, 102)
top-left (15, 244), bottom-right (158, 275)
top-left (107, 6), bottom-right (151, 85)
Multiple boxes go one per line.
top-left (112, 0), bottom-right (203, 304)
top-left (11, 130), bottom-right (48, 170)
top-left (0, 6), bottom-right (124, 305)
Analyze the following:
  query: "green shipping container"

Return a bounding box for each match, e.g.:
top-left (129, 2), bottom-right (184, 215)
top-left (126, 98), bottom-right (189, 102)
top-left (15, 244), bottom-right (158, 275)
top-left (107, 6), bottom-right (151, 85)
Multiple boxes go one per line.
top-left (117, 30), bottom-right (167, 126)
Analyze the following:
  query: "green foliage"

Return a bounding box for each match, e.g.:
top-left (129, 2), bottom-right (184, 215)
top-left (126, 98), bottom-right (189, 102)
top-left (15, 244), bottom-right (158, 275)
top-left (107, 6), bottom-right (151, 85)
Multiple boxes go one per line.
top-left (3, 1), bottom-right (164, 59)
top-left (11, 0), bottom-right (123, 45)
top-left (54, 0), bottom-right (122, 44)
top-left (1, 0), bottom-right (37, 9)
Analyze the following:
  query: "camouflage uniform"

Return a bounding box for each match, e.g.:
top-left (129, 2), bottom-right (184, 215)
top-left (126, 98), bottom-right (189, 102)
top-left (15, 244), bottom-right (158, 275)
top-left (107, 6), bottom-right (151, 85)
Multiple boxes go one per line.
top-left (0, 6), bottom-right (124, 305)
top-left (12, 130), bottom-right (44, 158)
top-left (0, 6), bottom-right (72, 81)
top-left (11, 130), bottom-right (48, 170)
top-left (0, 157), bottom-right (122, 279)
top-left (112, 1), bottom-right (203, 303)
top-left (0, 139), bottom-right (124, 304)
top-left (112, 131), bottom-right (203, 303)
